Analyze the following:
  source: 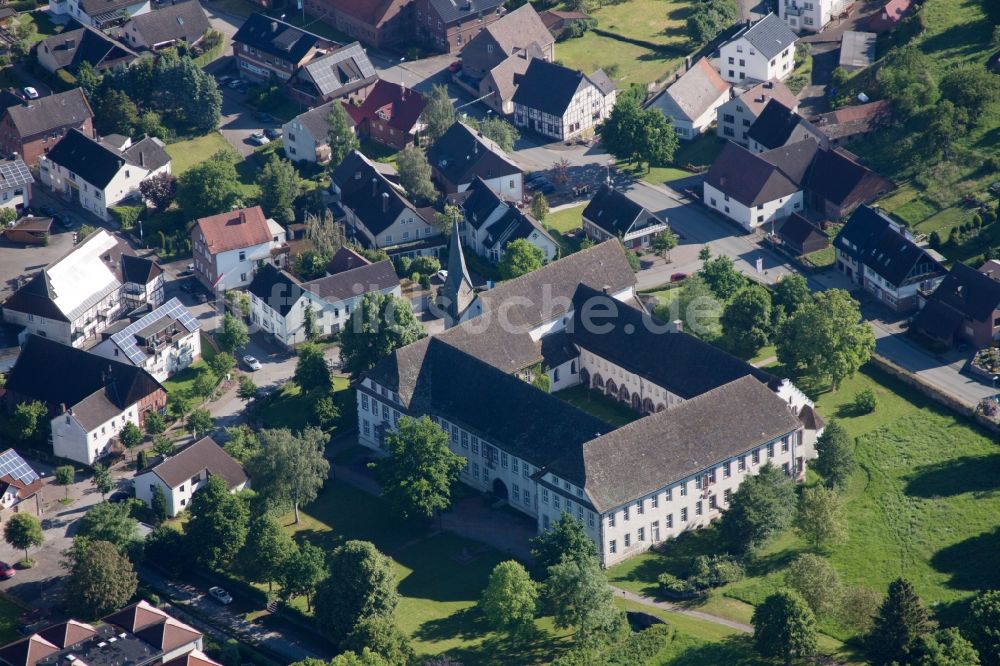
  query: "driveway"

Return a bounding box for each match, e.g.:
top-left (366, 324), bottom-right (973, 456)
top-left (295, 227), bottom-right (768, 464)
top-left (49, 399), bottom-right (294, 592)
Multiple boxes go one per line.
top-left (0, 230), bottom-right (75, 302)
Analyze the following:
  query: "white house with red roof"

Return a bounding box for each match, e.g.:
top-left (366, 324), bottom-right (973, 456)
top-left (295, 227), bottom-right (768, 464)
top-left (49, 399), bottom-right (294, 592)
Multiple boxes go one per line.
top-left (190, 206), bottom-right (287, 292)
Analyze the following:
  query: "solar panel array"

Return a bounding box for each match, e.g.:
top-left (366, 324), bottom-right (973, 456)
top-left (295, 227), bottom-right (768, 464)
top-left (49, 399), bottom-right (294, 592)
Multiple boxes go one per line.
top-left (110, 298), bottom-right (199, 365)
top-left (308, 43), bottom-right (376, 96)
top-left (0, 159), bottom-right (33, 188)
top-left (0, 449), bottom-right (39, 485)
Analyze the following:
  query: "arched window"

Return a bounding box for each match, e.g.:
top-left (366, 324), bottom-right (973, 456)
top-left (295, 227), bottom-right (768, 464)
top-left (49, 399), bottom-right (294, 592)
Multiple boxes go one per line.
top-left (642, 398), bottom-right (654, 414)
top-left (631, 393), bottom-right (641, 411)
top-left (606, 379), bottom-right (617, 396)
top-left (619, 384), bottom-right (630, 403)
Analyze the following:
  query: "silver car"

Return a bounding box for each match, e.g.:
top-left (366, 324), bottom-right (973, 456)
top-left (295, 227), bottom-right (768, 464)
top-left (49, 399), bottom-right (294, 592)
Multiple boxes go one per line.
top-left (243, 355), bottom-right (262, 371)
top-left (208, 586), bottom-right (232, 605)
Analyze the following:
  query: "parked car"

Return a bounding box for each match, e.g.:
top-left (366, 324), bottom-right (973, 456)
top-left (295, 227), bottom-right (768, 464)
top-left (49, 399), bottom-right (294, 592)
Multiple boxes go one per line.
top-left (21, 87), bottom-right (38, 100)
top-left (216, 75), bottom-right (232, 85)
top-left (264, 127), bottom-right (282, 140)
top-left (247, 132), bottom-right (270, 146)
top-left (243, 355), bottom-right (262, 371)
top-left (108, 489), bottom-right (131, 503)
top-left (208, 586), bottom-right (233, 605)
top-left (228, 79), bottom-right (242, 89)
top-left (670, 272), bottom-right (688, 283)
top-left (0, 561), bottom-right (15, 580)
top-left (448, 61), bottom-right (462, 73)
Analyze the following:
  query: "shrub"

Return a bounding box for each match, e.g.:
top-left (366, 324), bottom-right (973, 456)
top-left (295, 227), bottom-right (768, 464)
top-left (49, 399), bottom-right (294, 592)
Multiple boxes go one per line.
top-left (852, 387), bottom-right (878, 414)
top-left (657, 573), bottom-right (699, 598)
top-left (689, 554), bottom-right (745, 589)
top-left (929, 231), bottom-right (941, 248)
top-left (110, 205), bottom-right (145, 230)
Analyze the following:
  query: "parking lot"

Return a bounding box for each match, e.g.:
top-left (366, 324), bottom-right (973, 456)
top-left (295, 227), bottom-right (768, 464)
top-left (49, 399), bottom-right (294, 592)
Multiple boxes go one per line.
top-left (0, 229), bottom-right (75, 302)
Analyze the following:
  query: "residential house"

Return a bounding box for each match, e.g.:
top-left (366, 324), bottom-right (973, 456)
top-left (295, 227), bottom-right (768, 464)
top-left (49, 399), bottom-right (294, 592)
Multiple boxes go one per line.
top-left (36, 26), bottom-right (138, 74)
top-left (282, 100), bottom-right (348, 164)
top-left (3, 217), bottom-right (51, 246)
top-left (867, 0), bottom-right (915, 32)
top-left (357, 241), bottom-right (820, 566)
top-left (0, 603), bottom-right (207, 666)
top-left (91, 298), bottom-right (201, 381)
top-left (460, 4), bottom-right (553, 80)
top-left (121, 1), bottom-right (211, 51)
top-left (716, 79), bottom-right (797, 145)
top-left (232, 13), bottom-right (332, 83)
top-left (537, 9), bottom-right (591, 39)
top-left (834, 205), bottom-right (946, 311)
top-left (472, 51), bottom-right (531, 116)
top-left (718, 14), bottom-right (797, 84)
top-left (775, 212), bottom-right (829, 255)
top-left (452, 177), bottom-right (557, 264)
top-left (839, 31), bottom-right (877, 71)
top-left (5, 335), bottom-right (166, 464)
top-left (287, 41), bottom-right (378, 107)
top-left (427, 121), bottom-right (522, 198)
top-left (50, 0), bottom-right (151, 29)
top-left (38, 130), bottom-right (170, 222)
top-left (191, 206), bottom-right (288, 292)
top-left (0, 158), bottom-right (33, 213)
top-left (344, 80), bottom-right (426, 150)
top-left (303, 0), bottom-right (411, 49)
top-left (801, 143), bottom-right (893, 219)
top-left (0, 449), bottom-right (43, 518)
top-left (2, 229), bottom-right (163, 347)
top-left (330, 150), bottom-right (441, 257)
top-left (247, 259), bottom-right (400, 346)
top-left (778, 0), bottom-right (849, 32)
top-left (414, 0), bottom-right (506, 54)
top-left (810, 100), bottom-right (890, 146)
top-left (746, 99), bottom-right (827, 152)
top-left (512, 59), bottom-right (616, 141)
top-left (913, 262), bottom-right (1000, 348)
top-left (703, 141), bottom-right (803, 231)
top-left (582, 184), bottom-right (668, 249)
top-left (648, 59), bottom-right (730, 140)
top-left (135, 437), bottom-right (247, 517)
top-left (0, 88), bottom-right (94, 167)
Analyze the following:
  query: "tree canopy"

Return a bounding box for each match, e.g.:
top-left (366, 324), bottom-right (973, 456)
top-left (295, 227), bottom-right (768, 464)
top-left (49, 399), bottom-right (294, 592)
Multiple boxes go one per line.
top-left (813, 420), bottom-right (856, 488)
top-left (185, 475), bottom-right (249, 568)
top-left (247, 427), bottom-right (330, 523)
top-left (258, 155), bottom-right (301, 225)
top-left (868, 578), bottom-right (932, 666)
top-left (64, 540), bottom-right (138, 618)
top-left (967, 590), bottom-right (1000, 666)
top-left (719, 462), bottom-right (796, 554)
top-left (218, 312), bottom-right (250, 353)
top-left (752, 589), bottom-right (818, 663)
top-left (328, 103), bottom-right (360, 167)
top-left (294, 343), bottom-right (332, 392)
top-left (529, 513), bottom-right (597, 577)
top-left (544, 554), bottom-right (621, 639)
top-left (340, 292), bottom-right (426, 379)
top-left (917, 628), bottom-right (981, 666)
top-left (314, 540), bottom-right (399, 647)
top-left (240, 512), bottom-right (295, 591)
top-left (498, 239), bottom-right (545, 279)
top-left (76, 501), bottom-right (139, 552)
top-left (795, 484), bottom-right (848, 551)
top-left (176, 150), bottom-right (242, 219)
top-left (396, 146), bottom-right (438, 204)
top-left (480, 560), bottom-right (538, 637)
top-left (423, 85), bottom-right (455, 144)
top-left (4, 513), bottom-right (42, 563)
top-left (721, 285), bottom-right (773, 357)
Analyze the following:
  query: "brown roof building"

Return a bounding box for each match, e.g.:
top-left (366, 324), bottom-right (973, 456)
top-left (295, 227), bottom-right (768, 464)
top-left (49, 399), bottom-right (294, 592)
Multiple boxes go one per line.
top-left (460, 4), bottom-right (553, 80)
top-left (344, 80), bottom-right (426, 150)
top-left (303, 0), bottom-right (411, 48)
top-left (0, 88), bottom-right (94, 167)
top-left (191, 206), bottom-right (287, 291)
top-left (135, 437), bottom-right (247, 517)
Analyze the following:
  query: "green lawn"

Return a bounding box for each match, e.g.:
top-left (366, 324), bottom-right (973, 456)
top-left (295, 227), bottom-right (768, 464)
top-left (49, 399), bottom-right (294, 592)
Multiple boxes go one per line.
top-left (609, 363), bottom-right (1000, 645)
top-left (545, 205), bottom-right (585, 233)
top-left (553, 384), bottom-right (640, 427)
top-left (255, 376), bottom-right (350, 430)
top-left (556, 31), bottom-right (683, 88)
top-left (17, 11), bottom-right (61, 44)
top-left (162, 360), bottom-right (208, 398)
top-left (165, 133), bottom-right (232, 175)
top-left (673, 134), bottom-right (725, 170)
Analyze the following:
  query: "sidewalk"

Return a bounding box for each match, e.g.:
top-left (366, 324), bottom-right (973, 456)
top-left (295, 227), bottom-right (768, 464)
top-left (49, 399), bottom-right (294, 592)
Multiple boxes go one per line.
top-left (612, 586), bottom-right (753, 633)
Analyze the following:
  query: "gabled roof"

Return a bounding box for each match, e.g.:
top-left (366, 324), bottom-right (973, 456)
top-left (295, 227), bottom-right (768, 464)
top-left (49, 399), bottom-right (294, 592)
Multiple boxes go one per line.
top-left (704, 141), bottom-right (800, 206)
top-left (106, 298), bottom-right (199, 364)
top-left (650, 58), bottom-right (730, 123)
top-left (459, 176), bottom-right (506, 230)
top-left (482, 52), bottom-right (531, 102)
top-left (122, 136), bottom-right (171, 172)
top-left (120, 253), bottom-right (162, 284)
top-left (802, 146), bottom-right (892, 208)
top-left (298, 42), bottom-right (377, 98)
top-left (729, 12), bottom-right (797, 59)
top-left (325, 246), bottom-right (370, 275)
top-left (344, 80), bottom-right (425, 134)
top-left (922, 262), bottom-right (1000, 324)
top-left (331, 150), bottom-right (422, 236)
top-left (126, 0), bottom-right (210, 46)
top-left (287, 99), bottom-right (344, 142)
top-left (467, 3), bottom-right (552, 58)
top-left (835, 206), bottom-right (944, 286)
top-left (2, 88), bottom-right (93, 139)
top-left (149, 436), bottom-right (246, 490)
top-left (441, 225), bottom-right (475, 324)
top-left (760, 138), bottom-right (822, 184)
top-left (43, 129), bottom-right (125, 189)
top-left (747, 99), bottom-right (826, 150)
top-left (162, 650), bottom-right (222, 666)
top-left (247, 263), bottom-right (303, 317)
top-left (35, 621), bottom-right (96, 650)
top-left (811, 100), bottom-right (890, 140)
top-left (427, 122), bottom-right (521, 188)
top-left (38, 26), bottom-right (137, 71)
top-left (0, 448), bottom-right (42, 501)
top-left (304, 258), bottom-right (398, 302)
top-left (727, 79), bottom-right (798, 118)
top-left (582, 184), bottom-right (660, 237)
top-left (233, 13), bottom-right (323, 64)
top-left (319, 0), bottom-right (406, 26)
top-left (512, 59), bottom-right (607, 117)
top-left (777, 212), bottom-right (828, 249)
top-left (482, 206), bottom-right (556, 252)
top-left (103, 600), bottom-right (170, 633)
top-left (427, 0), bottom-right (505, 25)
top-left (78, 0), bottom-right (142, 16)
top-left (0, 634), bottom-right (59, 666)
top-left (194, 206), bottom-right (274, 255)
top-left (833, 204), bottom-right (890, 257)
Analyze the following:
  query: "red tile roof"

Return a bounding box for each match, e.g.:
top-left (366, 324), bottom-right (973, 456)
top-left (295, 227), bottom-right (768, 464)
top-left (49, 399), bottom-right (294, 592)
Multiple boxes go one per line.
top-left (162, 650), bottom-right (221, 666)
top-left (194, 206), bottom-right (272, 255)
top-left (868, 0), bottom-right (914, 31)
top-left (345, 80), bottom-right (426, 134)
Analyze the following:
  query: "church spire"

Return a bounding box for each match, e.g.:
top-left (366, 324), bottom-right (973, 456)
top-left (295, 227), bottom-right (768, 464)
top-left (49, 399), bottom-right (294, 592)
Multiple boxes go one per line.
top-left (441, 222), bottom-right (475, 329)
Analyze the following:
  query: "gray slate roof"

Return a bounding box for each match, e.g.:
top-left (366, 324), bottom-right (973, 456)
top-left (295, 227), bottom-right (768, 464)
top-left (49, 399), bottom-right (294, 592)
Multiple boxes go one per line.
top-left (299, 42), bottom-right (376, 97)
top-left (427, 122), bottom-right (521, 189)
top-left (288, 100), bottom-right (342, 142)
top-left (734, 12), bottom-right (797, 59)
top-left (650, 58), bottom-right (730, 122)
top-left (704, 141), bottom-right (800, 206)
top-left (428, 0), bottom-right (505, 25)
top-left (151, 436), bottom-right (246, 489)
top-left (126, 1), bottom-right (210, 47)
top-left (2, 88), bottom-right (93, 139)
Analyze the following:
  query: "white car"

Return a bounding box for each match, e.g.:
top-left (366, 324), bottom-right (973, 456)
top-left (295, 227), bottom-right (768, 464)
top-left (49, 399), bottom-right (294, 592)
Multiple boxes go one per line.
top-left (22, 87), bottom-right (39, 100)
top-left (248, 132), bottom-right (270, 146)
top-left (208, 586), bottom-right (232, 605)
top-left (243, 355), bottom-right (262, 371)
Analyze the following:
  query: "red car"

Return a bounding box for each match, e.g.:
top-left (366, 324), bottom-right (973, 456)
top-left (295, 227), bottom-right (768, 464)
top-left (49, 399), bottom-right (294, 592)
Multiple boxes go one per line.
top-left (670, 272), bottom-right (688, 283)
top-left (448, 61), bottom-right (462, 73)
top-left (0, 562), bottom-right (15, 580)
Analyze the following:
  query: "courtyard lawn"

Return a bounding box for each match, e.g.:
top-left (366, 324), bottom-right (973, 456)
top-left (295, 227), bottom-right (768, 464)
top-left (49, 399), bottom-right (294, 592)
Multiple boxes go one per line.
top-left (164, 133), bottom-right (232, 175)
top-left (609, 363), bottom-right (1000, 643)
top-left (17, 11), bottom-right (61, 44)
top-left (255, 375), bottom-right (350, 431)
top-left (553, 385), bottom-right (640, 427)
top-left (545, 205), bottom-right (584, 234)
top-left (673, 134), bottom-right (725, 170)
top-left (555, 31), bottom-right (683, 88)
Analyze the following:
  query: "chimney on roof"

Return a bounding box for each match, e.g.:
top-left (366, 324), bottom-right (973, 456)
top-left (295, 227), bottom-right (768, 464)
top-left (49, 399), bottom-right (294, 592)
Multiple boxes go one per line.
top-left (371, 176), bottom-right (378, 197)
top-left (670, 319), bottom-right (683, 333)
top-left (60, 403), bottom-right (66, 414)
top-left (746, 18), bottom-right (752, 28)
top-left (270, 20), bottom-right (278, 32)
top-left (602, 285), bottom-right (610, 294)
top-left (239, 209), bottom-right (247, 224)
top-left (381, 192), bottom-right (389, 213)
top-left (684, 55), bottom-right (691, 71)
top-left (138, 151), bottom-right (145, 167)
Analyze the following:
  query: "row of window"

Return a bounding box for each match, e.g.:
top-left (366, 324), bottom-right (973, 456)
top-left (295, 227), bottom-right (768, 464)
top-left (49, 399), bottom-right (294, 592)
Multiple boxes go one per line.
top-left (607, 494), bottom-right (733, 554)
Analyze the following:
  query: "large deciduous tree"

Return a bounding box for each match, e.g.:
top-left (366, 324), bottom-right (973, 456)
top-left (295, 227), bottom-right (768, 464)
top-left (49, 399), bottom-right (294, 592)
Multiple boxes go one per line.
top-left (752, 589), bottom-right (818, 664)
top-left (939, 64), bottom-right (1000, 121)
top-left (314, 540), bottom-right (398, 647)
top-left (139, 172), bottom-right (177, 211)
top-left (876, 45), bottom-right (938, 120)
top-left (700, 255), bottom-right (747, 302)
top-left (917, 628), bottom-right (981, 666)
top-left (795, 484), bottom-right (848, 551)
top-left (218, 312), bottom-right (250, 353)
top-left (328, 103), bottom-right (360, 167)
top-left (4, 513), bottom-right (42, 564)
top-left (258, 155), bottom-right (301, 225)
top-left (294, 343), bottom-right (331, 392)
top-left (280, 541), bottom-right (326, 611)
top-left (529, 513), bottom-right (597, 577)
top-left (721, 285), bottom-right (773, 358)
top-left (340, 292), bottom-right (426, 379)
top-left (480, 560), bottom-right (538, 638)
top-left (967, 590), bottom-right (1000, 666)
top-left (422, 84), bottom-right (455, 144)
top-left (396, 146), bottom-right (437, 204)
top-left (185, 475), bottom-right (249, 568)
top-left (784, 553), bottom-right (843, 619)
top-left (718, 462), bottom-right (796, 554)
top-left (247, 427), bottom-right (330, 523)
top-left (76, 501), bottom-right (139, 552)
top-left (498, 238), bottom-right (545, 279)
top-left (176, 150), bottom-right (242, 218)
top-left (240, 512), bottom-right (295, 591)
top-left (544, 554), bottom-right (621, 639)
top-left (64, 540), bottom-right (138, 618)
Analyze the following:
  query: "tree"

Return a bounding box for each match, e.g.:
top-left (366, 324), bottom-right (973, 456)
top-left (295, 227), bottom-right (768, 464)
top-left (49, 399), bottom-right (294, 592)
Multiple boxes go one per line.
top-left (77, 501), bottom-right (139, 552)
top-left (796, 484), bottom-right (848, 551)
top-left (396, 146), bottom-right (437, 204)
top-left (719, 462), bottom-right (796, 554)
top-left (303, 304), bottom-right (319, 341)
top-left (76, 61), bottom-right (101, 98)
top-left (422, 84), bottom-right (455, 144)
top-left (238, 375), bottom-right (258, 401)
top-left (432, 202), bottom-right (462, 236)
top-left (294, 343), bottom-right (332, 392)
top-left (777, 289), bottom-right (874, 390)
top-left (840, 586), bottom-right (883, 633)
top-left (752, 589), bottom-right (818, 665)
top-left (529, 513), bottom-right (597, 576)
top-left (531, 192), bottom-right (549, 222)
top-left (480, 560), bottom-right (537, 637)
top-left (144, 411), bottom-right (166, 436)
top-left (340, 292), bottom-right (426, 379)
top-left (144, 524), bottom-right (189, 576)
top-left (939, 64), bottom-right (1000, 121)
top-left (95, 89), bottom-right (139, 136)
top-left (313, 395), bottom-right (340, 431)
top-left (652, 228), bottom-right (678, 261)
top-left (208, 351), bottom-right (236, 380)
top-left (314, 540), bottom-right (398, 646)
top-left (280, 541), bottom-right (326, 611)
top-left (498, 239), bottom-right (545, 279)
top-left (600, 95), bottom-right (645, 165)
top-left (4, 513), bottom-right (42, 564)
top-left (876, 45), bottom-right (938, 119)
top-left (812, 419), bottom-right (856, 489)
top-left (341, 616), bottom-right (414, 664)
top-left (186, 475), bottom-right (249, 568)
top-left (328, 650), bottom-right (391, 666)
top-left (193, 368), bottom-right (218, 398)
top-left (186, 409), bottom-right (213, 439)
top-left (217, 312), bottom-right (249, 353)
top-left (247, 428), bottom-right (330, 523)
top-left (700, 255), bottom-right (746, 301)
top-left (545, 555), bottom-right (620, 639)
top-left (686, 0), bottom-right (738, 44)
top-left (258, 155), bottom-right (301, 224)
top-left (176, 150), bottom-right (242, 218)
top-left (223, 425), bottom-right (259, 463)
top-left (675, 274), bottom-right (723, 337)
top-left (785, 554), bottom-right (842, 618)
top-left (152, 434), bottom-right (176, 457)
top-left (139, 172), bottom-right (177, 211)
top-left (868, 578), bottom-right (933, 666)
top-left (13, 400), bottom-right (48, 444)
top-left (376, 416), bottom-right (466, 519)
top-left (118, 422), bottom-right (142, 458)
top-left (304, 209), bottom-right (347, 259)
top-left (328, 102), bottom-right (360, 167)
top-left (917, 628), bottom-right (981, 666)
top-left (91, 463), bottom-right (114, 500)
top-left (64, 540), bottom-right (137, 618)
top-left (771, 274), bottom-right (811, 323)
top-left (240, 512), bottom-right (294, 591)
top-left (55, 465), bottom-right (75, 498)
top-left (721, 285), bottom-right (772, 357)
top-left (635, 108), bottom-right (679, 169)
top-left (469, 115), bottom-right (520, 152)
top-left (151, 485), bottom-right (168, 524)
top-left (967, 590), bottom-right (1000, 666)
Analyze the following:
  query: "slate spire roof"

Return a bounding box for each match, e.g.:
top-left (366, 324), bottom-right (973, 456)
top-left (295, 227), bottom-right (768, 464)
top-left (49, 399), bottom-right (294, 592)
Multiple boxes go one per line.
top-left (441, 224), bottom-right (475, 327)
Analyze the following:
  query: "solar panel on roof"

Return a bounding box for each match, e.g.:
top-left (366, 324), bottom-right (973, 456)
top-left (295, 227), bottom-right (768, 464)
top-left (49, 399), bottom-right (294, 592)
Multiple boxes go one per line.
top-left (0, 160), bottom-right (32, 188)
top-left (0, 449), bottom-right (39, 485)
top-left (109, 298), bottom-right (198, 365)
